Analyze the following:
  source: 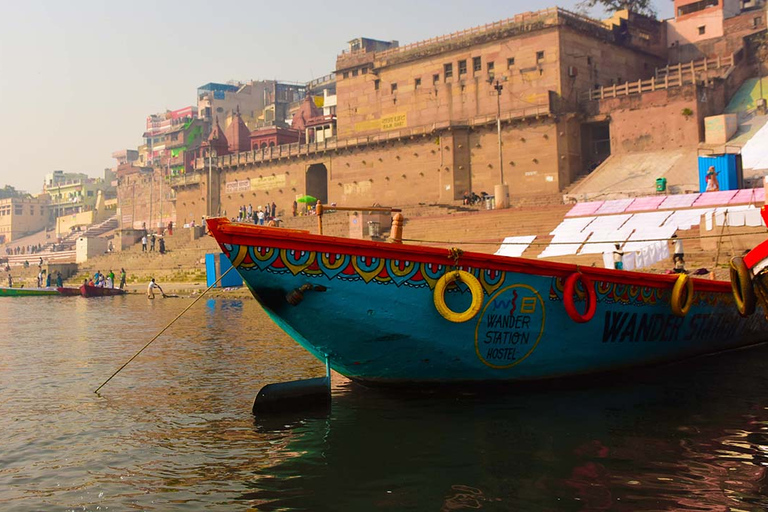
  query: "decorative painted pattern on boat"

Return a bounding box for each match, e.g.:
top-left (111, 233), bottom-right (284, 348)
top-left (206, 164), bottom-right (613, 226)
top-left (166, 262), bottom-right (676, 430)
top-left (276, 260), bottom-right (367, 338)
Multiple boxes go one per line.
top-left (223, 243), bottom-right (507, 295)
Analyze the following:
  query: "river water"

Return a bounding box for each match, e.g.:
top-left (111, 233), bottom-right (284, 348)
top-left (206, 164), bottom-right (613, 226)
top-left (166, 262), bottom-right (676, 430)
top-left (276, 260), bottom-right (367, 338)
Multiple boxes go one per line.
top-left (2, 295), bottom-right (768, 511)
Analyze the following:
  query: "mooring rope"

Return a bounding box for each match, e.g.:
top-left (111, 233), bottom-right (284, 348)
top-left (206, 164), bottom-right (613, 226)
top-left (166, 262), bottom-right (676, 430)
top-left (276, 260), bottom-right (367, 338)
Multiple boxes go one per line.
top-left (94, 266), bottom-right (236, 394)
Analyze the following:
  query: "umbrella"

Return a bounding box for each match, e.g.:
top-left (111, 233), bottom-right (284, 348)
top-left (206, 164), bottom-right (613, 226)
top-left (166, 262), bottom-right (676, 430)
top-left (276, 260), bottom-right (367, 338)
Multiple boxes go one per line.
top-left (296, 195), bottom-right (318, 204)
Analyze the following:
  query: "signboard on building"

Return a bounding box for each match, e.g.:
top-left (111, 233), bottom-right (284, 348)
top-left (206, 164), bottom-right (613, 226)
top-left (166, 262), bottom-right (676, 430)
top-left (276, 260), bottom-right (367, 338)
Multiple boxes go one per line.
top-left (354, 113), bottom-right (408, 133)
top-left (251, 175), bottom-right (286, 191)
top-left (225, 180), bottom-right (251, 193)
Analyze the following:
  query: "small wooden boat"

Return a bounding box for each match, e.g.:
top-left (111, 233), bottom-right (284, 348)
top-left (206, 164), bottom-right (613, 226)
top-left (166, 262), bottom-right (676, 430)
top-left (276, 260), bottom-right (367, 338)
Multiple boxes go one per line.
top-left (80, 284), bottom-right (126, 298)
top-left (0, 287), bottom-right (61, 297)
top-left (207, 215), bottom-right (768, 387)
top-left (56, 287), bottom-right (82, 296)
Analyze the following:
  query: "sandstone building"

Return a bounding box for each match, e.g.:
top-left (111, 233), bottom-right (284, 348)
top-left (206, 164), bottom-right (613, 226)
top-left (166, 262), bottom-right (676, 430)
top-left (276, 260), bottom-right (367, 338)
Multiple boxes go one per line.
top-left (115, 5), bottom-right (766, 228)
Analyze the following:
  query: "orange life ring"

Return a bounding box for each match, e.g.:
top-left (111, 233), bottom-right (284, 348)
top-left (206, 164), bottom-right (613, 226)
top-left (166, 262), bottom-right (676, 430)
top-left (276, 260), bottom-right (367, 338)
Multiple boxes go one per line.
top-left (671, 273), bottom-right (694, 317)
top-left (730, 256), bottom-right (756, 317)
top-left (563, 272), bottom-right (596, 323)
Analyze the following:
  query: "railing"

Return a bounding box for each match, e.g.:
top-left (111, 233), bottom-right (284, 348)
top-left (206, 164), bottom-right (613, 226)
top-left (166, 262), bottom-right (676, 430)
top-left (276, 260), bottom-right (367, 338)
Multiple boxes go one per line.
top-left (371, 7), bottom-right (605, 61)
top-left (655, 54), bottom-right (735, 79)
top-left (307, 73), bottom-right (336, 89)
top-left (168, 174), bottom-right (202, 187)
top-left (582, 53), bottom-right (737, 101)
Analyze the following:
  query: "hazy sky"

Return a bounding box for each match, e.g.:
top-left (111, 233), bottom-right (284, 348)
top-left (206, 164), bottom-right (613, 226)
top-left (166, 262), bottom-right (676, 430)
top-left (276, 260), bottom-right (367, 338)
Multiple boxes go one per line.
top-left (0, 0), bottom-right (673, 193)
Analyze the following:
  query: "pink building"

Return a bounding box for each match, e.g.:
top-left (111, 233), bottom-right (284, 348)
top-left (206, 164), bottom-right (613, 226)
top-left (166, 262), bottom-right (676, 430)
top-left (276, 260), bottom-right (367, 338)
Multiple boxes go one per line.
top-left (667, 0), bottom-right (763, 47)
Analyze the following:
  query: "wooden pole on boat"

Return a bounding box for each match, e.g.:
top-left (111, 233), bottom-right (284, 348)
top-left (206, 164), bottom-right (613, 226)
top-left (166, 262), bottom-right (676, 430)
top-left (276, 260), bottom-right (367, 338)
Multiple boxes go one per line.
top-left (316, 200), bottom-right (324, 235)
top-left (93, 266), bottom-right (236, 395)
top-left (389, 213), bottom-right (404, 243)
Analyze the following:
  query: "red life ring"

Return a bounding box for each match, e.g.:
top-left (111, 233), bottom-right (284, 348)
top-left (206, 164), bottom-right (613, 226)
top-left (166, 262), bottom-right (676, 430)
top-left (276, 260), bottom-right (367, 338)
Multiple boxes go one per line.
top-left (564, 272), bottom-right (597, 323)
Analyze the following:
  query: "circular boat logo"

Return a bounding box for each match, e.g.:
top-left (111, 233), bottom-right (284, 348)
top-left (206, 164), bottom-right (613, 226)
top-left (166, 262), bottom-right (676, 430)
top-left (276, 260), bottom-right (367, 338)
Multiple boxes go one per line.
top-left (475, 284), bottom-right (545, 369)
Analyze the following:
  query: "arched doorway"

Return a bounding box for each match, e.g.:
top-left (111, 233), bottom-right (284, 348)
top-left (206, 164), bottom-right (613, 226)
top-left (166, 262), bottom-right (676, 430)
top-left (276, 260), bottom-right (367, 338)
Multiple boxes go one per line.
top-left (306, 163), bottom-right (328, 204)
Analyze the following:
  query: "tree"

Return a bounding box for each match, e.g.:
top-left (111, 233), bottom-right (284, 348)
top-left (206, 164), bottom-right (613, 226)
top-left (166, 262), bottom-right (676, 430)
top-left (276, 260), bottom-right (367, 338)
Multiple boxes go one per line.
top-left (577, 0), bottom-right (657, 17)
top-left (0, 186), bottom-right (23, 200)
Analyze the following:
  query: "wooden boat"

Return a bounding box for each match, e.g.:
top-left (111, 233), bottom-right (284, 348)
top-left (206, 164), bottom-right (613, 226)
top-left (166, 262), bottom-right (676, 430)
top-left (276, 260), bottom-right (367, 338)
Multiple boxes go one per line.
top-left (0, 287), bottom-right (61, 297)
top-left (736, 206), bottom-right (768, 318)
top-left (207, 216), bottom-right (768, 386)
top-left (56, 287), bottom-right (82, 296)
top-left (80, 284), bottom-right (126, 298)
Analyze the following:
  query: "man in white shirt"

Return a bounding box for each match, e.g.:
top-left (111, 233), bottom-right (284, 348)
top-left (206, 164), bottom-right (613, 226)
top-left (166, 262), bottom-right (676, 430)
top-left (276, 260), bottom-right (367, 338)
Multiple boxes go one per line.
top-left (147, 277), bottom-right (164, 299)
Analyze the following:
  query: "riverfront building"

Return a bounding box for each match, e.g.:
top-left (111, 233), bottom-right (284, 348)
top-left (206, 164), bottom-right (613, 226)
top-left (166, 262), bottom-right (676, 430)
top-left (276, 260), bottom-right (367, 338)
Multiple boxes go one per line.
top-left (169, 7), bottom-right (674, 225)
top-left (112, 5), bottom-right (767, 229)
top-left (0, 196), bottom-right (49, 243)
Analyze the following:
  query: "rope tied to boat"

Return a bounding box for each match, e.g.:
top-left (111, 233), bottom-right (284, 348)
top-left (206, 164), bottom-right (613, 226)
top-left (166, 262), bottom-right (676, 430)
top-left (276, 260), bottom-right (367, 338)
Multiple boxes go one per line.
top-left (94, 265), bottom-right (236, 395)
top-left (448, 247), bottom-right (464, 270)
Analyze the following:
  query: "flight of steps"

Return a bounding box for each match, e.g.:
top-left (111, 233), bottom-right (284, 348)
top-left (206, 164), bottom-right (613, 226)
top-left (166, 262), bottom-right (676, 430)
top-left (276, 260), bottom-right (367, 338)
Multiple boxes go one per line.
top-left (72, 230), bottom-right (219, 286)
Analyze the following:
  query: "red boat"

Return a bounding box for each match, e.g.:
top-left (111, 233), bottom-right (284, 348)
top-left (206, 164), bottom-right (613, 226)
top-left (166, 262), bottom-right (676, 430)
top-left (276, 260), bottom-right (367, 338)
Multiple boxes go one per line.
top-left (56, 287), bottom-right (81, 296)
top-left (80, 284), bottom-right (126, 298)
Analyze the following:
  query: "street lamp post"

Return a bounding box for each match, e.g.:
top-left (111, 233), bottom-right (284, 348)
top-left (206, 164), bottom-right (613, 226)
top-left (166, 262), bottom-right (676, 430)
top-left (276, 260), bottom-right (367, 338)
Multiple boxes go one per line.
top-left (491, 78), bottom-right (510, 209)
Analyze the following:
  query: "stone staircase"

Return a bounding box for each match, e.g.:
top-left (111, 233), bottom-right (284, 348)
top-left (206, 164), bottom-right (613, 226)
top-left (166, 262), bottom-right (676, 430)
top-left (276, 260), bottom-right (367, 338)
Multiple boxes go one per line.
top-left (71, 229), bottom-right (218, 286)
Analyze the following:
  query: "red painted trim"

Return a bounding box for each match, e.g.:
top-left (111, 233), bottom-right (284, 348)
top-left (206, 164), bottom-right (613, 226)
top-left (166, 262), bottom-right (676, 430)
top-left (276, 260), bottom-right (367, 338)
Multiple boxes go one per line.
top-left (744, 240), bottom-right (768, 269)
top-left (207, 217), bottom-right (732, 293)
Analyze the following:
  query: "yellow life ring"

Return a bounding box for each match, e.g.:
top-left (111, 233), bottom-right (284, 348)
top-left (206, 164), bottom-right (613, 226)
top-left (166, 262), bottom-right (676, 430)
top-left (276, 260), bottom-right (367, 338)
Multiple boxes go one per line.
top-left (433, 270), bottom-right (484, 323)
top-left (671, 273), bottom-right (694, 317)
top-left (730, 256), bottom-right (756, 317)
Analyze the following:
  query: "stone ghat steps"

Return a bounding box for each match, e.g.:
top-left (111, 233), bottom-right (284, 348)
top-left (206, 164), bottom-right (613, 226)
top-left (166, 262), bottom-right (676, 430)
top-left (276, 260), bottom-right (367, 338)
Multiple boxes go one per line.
top-left (72, 232), bottom-right (219, 285)
top-left (401, 204), bottom-right (573, 255)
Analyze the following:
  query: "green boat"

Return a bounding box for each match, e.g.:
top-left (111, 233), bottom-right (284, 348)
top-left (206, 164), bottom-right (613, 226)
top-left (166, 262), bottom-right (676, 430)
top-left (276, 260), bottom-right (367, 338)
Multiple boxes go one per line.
top-left (0, 287), bottom-right (62, 297)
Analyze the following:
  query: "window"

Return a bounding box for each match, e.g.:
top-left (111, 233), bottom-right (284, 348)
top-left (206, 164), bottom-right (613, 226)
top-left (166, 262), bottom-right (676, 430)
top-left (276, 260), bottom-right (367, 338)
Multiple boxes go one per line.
top-left (536, 51), bottom-right (544, 63)
top-left (390, 83), bottom-right (397, 94)
top-left (352, 69), bottom-right (358, 77)
top-left (678, 0), bottom-right (718, 16)
top-left (414, 77), bottom-right (421, 89)
top-left (698, 25), bottom-right (706, 35)
top-left (361, 66), bottom-right (368, 74)
top-left (507, 57), bottom-right (515, 69)
top-left (444, 63), bottom-right (453, 79)
top-left (754, 16), bottom-right (762, 28)
top-left (374, 79), bottom-right (380, 90)
top-left (433, 74), bottom-right (440, 85)
top-left (342, 71), bottom-right (349, 79)
top-left (472, 56), bottom-right (481, 72)
top-left (87, 190), bottom-right (94, 197)
top-left (14, 206), bottom-right (22, 215)
top-left (30, 207), bottom-right (34, 216)
top-left (487, 61), bottom-right (495, 76)
top-left (458, 60), bottom-right (467, 75)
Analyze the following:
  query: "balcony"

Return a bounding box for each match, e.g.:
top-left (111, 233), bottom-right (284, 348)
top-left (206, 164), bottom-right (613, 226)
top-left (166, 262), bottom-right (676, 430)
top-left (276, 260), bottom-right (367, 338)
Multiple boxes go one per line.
top-left (168, 174), bottom-right (202, 188)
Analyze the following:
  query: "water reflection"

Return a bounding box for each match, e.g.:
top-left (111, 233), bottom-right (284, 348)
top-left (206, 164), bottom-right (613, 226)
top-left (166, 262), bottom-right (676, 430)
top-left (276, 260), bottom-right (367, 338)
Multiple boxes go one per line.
top-left (246, 349), bottom-right (768, 512)
top-left (1, 296), bottom-right (768, 511)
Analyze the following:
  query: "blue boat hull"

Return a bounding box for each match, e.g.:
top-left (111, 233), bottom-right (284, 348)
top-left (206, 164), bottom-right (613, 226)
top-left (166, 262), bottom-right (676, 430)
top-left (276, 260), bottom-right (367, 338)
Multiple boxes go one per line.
top-left (208, 219), bottom-right (768, 385)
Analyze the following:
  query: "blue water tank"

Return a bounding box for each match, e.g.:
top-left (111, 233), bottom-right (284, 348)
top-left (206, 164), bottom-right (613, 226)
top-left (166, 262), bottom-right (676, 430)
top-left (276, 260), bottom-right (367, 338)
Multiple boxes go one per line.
top-left (205, 253), bottom-right (243, 288)
top-left (698, 154), bottom-right (742, 192)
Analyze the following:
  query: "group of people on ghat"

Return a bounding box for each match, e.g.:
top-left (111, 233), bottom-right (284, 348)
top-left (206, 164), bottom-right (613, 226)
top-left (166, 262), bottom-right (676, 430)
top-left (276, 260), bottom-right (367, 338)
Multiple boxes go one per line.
top-left (5, 243), bottom-right (43, 256)
top-left (140, 233), bottom-right (166, 254)
top-left (234, 202), bottom-right (278, 226)
top-left (85, 268), bottom-right (126, 289)
top-left (461, 190), bottom-right (490, 206)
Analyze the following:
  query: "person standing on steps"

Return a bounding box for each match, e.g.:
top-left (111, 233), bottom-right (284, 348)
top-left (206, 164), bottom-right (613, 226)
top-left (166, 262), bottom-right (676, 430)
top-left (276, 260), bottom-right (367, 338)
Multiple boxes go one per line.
top-left (613, 244), bottom-right (624, 270)
top-left (150, 233), bottom-right (156, 252)
top-left (671, 234), bottom-right (685, 272)
top-left (141, 234), bottom-right (147, 252)
top-left (147, 277), bottom-right (164, 299)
